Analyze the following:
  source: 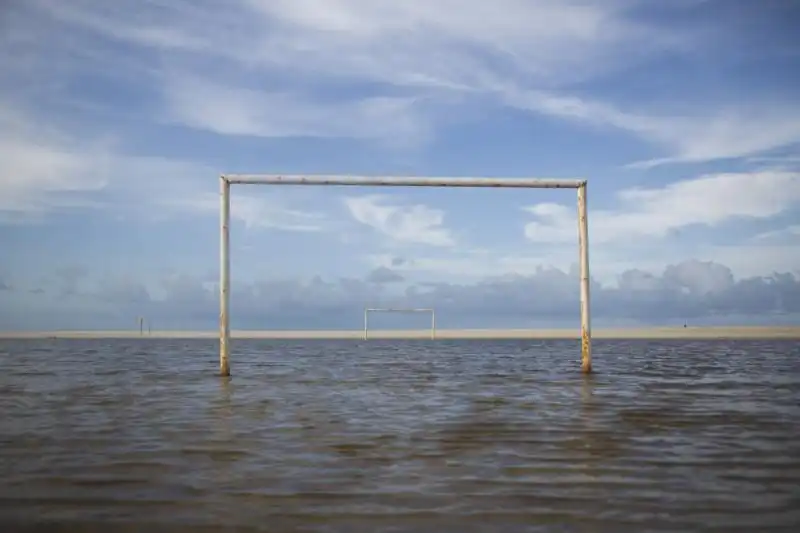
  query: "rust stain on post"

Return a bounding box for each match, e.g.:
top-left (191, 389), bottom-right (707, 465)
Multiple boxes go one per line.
top-left (581, 330), bottom-right (591, 373)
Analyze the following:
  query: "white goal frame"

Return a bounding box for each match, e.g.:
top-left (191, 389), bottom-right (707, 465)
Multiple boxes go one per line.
top-left (219, 174), bottom-right (592, 376)
top-left (364, 307), bottom-right (436, 340)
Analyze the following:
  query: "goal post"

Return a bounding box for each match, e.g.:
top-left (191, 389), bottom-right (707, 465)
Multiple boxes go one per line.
top-left (364, 307), bottom-right (436, 340)
top-left (219, 174), bottom-right (592, 376)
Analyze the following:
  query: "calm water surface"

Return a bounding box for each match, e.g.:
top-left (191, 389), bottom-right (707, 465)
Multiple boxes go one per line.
top-left (1, 338), bottom-right (799, 532)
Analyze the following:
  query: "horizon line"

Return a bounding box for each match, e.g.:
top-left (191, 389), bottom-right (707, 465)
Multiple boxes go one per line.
top-left (1, 326), bottom-right (799, 340)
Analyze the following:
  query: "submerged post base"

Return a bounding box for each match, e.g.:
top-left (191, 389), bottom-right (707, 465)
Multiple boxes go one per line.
top-left (581, 333), bottom-right (592, 373)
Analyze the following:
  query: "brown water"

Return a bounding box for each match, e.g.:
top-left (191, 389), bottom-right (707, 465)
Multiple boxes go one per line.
top-left (0, 338), bottom-right (798, 532)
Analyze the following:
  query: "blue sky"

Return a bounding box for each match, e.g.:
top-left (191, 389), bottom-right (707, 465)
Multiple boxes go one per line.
top-left (1, 0), bottom-right (799, 330)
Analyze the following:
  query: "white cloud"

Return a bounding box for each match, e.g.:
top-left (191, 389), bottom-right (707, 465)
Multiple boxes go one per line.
top-left (746, 155), bottom-right (800, 167)
top-left (362, 240), bottom-right (800, 291)
top-left (166, 192), bottom-right (327, 232)
top-left (752, 225), bottom-right (800, 242)
top-left (14, 0), bottom-right (796, 165)
top-left (0, 105), bottom-right (113, 221)
top-left (0, 139), bottom-right (108, 216)
top-left (524, 170), bottom-right (800, 244)
top-left (28, 0), bottom-right (764, 159)
top-left (33, 0), bottom-right (675, 85)
top-left (502, 89), bottom-right (800, 168)
top-left (22, 256), bottom-right (797, 331)
top-left (352, 170), bottom-right (800, 286)
top-left (0, 101), bottom-right (230, 223)
top-left (242, 0), bottom-right (698, 93)
top-left (365, 250), bottom-right (503, 280)
top-left (161, 74), bottom-right (433, 144)
top-left (701, 243), bottom-right (800, 280)
top-left (344, 194), bottom-right (454, 247)
top-left (364, 247), bottom-right (651, 286)
top-left (28, 0), bottom-right (220, 54)
top-left (752, 224), bottom-right (800, 242)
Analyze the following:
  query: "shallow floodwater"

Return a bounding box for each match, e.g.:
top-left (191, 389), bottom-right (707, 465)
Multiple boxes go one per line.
top-left (1, 338), bottom-right (799, 532)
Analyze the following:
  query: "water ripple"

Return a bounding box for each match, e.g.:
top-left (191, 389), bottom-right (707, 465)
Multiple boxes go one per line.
top-left (1, 338), bottom-right (799, 532)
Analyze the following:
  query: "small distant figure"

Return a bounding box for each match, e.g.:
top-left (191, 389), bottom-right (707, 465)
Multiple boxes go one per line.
top-left (683, 322), bottom-right (687, 328)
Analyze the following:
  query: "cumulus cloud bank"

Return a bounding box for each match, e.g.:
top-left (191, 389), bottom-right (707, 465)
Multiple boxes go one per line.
top-left (3, 260), bottom-right (797, 331)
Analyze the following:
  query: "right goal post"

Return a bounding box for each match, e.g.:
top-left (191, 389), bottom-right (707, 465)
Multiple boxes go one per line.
top-left (364, 307), bottom-right (436, 340)
top-left (219, 174), bottom-right (592, 376)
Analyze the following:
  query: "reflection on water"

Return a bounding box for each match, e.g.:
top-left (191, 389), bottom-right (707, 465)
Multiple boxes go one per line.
top-left (1, 338), bottom-right (799, 532)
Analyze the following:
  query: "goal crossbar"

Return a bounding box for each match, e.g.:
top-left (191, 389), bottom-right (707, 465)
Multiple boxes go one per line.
top-left (219, 174), bottom-right (592, 376)
top-left (224, 174), bottom-right (585, 188)
top-left (363, 307), bottom-right (436, 340)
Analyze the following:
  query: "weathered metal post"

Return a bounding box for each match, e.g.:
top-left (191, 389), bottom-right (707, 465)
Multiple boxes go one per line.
top-left (577, 182), bottom-right (592, 373)
top-left (222, 174), bottom-right (591, 371)
top-left (220, 175), bottom-right (231, 376)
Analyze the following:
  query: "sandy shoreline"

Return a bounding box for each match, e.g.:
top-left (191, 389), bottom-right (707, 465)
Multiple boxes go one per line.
top-left (0, 326), bottom-right (798, 340)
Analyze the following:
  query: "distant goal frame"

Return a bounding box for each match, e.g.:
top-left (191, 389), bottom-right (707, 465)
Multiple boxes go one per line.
top-left (219, 174), bottom-right (592, 376)
top-left (364, 307), bottom-right (436, 340)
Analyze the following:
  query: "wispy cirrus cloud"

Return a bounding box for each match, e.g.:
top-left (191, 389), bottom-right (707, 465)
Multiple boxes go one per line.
top-left (160, 73), bottom-right (435, 146)
top-left (524, 171), bottom-right (800, 244)
top-left (166, 192), bottom-right (327, 233)
top-left (0, 100), bottom-right (310, 224)
top-left (502, 90), bottom-right (800, 168)
top-left (751, 225), bottom-right (800, 243)
top-left (523, 170), bottom-right (800, 245)
top-left (16, 0), bottom-right (798, 166)
top-left (0, 104), bottom-right (112, 221)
